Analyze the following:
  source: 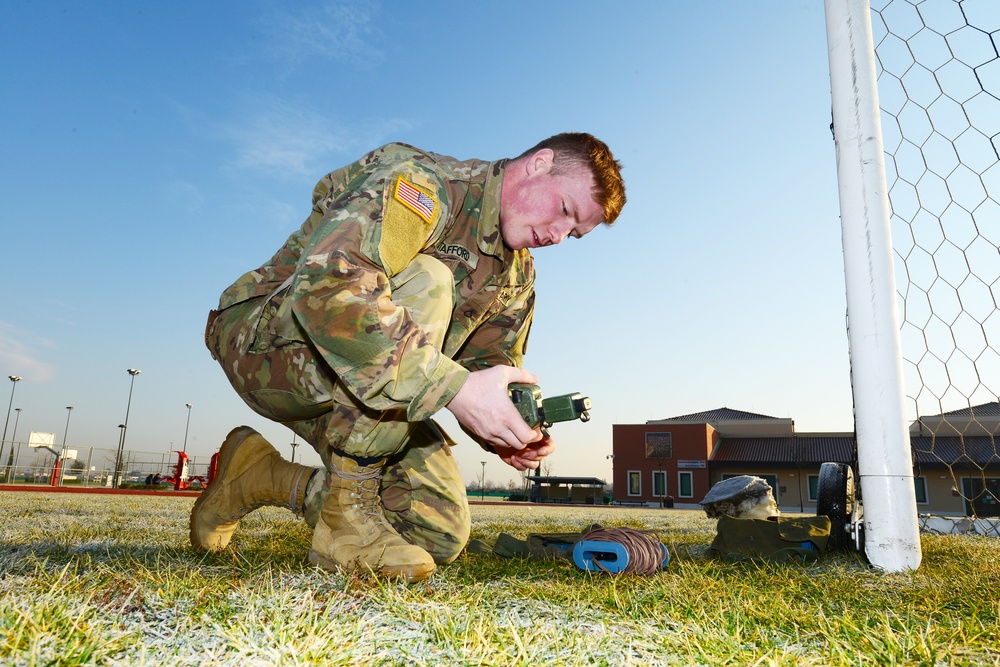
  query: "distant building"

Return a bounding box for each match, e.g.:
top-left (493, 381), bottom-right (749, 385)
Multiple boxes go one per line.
top-left (611, 402), bottom-right (1000, 516)
top-left (524, 476), bottom-right (607, 504)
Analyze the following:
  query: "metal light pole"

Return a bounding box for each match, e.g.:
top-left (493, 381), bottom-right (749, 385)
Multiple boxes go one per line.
top-left (12, 408), bottom-right (21, 443)
top-left (290, 434), bottom-right (299, 464)
top-left (2, 376), bottom-right (22, 484)
top-left (480, 460), bottom-right (487, 500)
top-left (114, 425), bottom-right (126, 488)
top-left (62, 407), bottom-right (74, 447)
top-left (113, 369), bottom-right (141, 489)
top-left (58, 406), bottom-right (74, 486)
top-left (182, 403), bottom-right (192, 453)
top-left (10, 408), bottom-right (21, 481)
top-left (606, 454), bottom-right (615, 506)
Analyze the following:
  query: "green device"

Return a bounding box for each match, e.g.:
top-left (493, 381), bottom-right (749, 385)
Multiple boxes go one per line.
top-left (508, 383), bottom-right (592, 429)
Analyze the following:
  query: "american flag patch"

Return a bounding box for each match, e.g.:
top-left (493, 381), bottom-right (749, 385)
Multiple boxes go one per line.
top-left (394, 178), bottom-right (437, 223)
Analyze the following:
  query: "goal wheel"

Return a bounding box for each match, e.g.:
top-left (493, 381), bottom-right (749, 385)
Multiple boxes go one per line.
top-left (816, 462), bottom-right (856, 551)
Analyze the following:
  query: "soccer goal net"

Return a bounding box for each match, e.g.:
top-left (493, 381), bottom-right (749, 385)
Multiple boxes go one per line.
top-left (873, 0), bottom-right (1000, 535)
top-left (825, 0), bottom-right (1000, 570)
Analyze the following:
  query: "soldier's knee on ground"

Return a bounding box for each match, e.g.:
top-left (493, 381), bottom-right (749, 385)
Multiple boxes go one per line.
top-left (376, 419), bottom-right (471, 564)
top-left (381, 481), bottom-right (471, 565)
top-left (429, 516), bottom-right (471, 565)
top-left (301, 461), bottom-right (470, 564)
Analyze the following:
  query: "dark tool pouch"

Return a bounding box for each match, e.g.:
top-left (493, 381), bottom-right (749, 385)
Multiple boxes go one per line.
top-left (708, 515), bottom-right (831, 563)
top-left (467, 524), bottom-right (603, 561)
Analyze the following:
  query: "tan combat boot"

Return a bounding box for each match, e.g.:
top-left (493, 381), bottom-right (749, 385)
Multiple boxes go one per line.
top-left (190, 425), bottom-right (314, 551)
top-left (308, 453), bottom-right (435, 582)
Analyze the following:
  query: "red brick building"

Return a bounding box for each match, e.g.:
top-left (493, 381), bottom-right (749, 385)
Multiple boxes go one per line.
top-left (612, 408), bottom-right (802, 509)
top-left (611, 422), bottom-right (719, 507)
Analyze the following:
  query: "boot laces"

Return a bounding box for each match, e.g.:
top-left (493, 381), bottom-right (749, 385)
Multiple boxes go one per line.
top-left (340, 468), bottom-right (391, 533)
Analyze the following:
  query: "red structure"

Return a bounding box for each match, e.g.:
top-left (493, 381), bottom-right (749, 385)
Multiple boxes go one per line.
top-left (207, 452), bottom-right (218, 486)
top-left (161, 451), bottom-right (210, 490)
top-left (48, 459), bottom-right (63, 486)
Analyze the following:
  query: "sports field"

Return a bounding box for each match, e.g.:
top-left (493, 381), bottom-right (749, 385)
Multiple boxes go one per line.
top-left (1, 491), bottom-right (998, 666)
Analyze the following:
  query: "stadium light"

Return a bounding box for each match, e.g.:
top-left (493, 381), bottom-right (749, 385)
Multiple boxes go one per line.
top-left (1, 376), bottom-right (22, 484)
top-left (182, 403), bottom-right (192, 453)
top-left (58, 406), bottom-right (74, 486)
top-left (113, 369), bottom-right (141, 489)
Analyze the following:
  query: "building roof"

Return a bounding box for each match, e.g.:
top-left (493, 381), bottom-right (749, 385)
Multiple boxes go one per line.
top-left (710, 434), bottom-right (998, 468)
top-left (713, 436), bottom-right (855, 465)
top-left (912, 436), bottom-right (1000, 467)
top-left (795, 436), bottom-right (857, 463)
top-left (651, 407), bottom-right (783, 423)
top-left (713, 437), bottom-right (794, 463)
top-left (932, 402), bottom-right (1000, 418)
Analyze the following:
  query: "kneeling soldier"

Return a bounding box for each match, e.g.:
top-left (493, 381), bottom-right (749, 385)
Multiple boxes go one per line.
top-left (191, 135), bottom-right (626, 581)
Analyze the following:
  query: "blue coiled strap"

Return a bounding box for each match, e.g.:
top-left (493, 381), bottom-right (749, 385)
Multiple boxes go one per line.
top-left (572, 527), bottom-right (669, 575)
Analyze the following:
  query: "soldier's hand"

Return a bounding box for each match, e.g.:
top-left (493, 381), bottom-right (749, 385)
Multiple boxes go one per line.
top-left (495, 434), bottom-right (556, 471)
top-left (446, 366), bottom-right (542, 451)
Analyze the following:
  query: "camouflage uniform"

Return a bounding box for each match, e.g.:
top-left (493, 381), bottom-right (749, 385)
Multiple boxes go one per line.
top-left (206, 143), bottom-right (535, 561)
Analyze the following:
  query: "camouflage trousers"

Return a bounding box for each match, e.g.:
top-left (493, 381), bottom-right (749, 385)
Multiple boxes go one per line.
top-left (206, 256), bottom-right (471, 563)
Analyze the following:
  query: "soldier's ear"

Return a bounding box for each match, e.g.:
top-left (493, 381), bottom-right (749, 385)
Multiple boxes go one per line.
top-left (525, 149), bottom-right (555, 177)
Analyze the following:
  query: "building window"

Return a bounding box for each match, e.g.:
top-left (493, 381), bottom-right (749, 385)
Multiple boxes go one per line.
top-left (962, 477), bottom-right (1000, 517)
top-left (678, 471), bottom-right (693, 498)
top-left (628, 471), bottom-right (641, 496)
top-left (645, 432), bottom-right (672, 459)
top-left (652, 471), bottom-right (667, 497)
top-left (807, 475), bottom-right (819, 502)
top-left (722, 472), bottom-right (780, 502)
top-left (914, 477), bottom-right (928, 504)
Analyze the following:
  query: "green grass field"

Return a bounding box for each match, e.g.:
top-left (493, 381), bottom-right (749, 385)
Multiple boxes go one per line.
top-left (1, 491), bottom-right (998, 666)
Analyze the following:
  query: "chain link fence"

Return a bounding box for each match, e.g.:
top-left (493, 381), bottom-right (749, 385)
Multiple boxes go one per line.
top-left (0, 440), bottom-right (213, 489)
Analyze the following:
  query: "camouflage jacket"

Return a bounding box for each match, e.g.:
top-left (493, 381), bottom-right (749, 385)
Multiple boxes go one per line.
top-left (217, 143), bottom-right (535, 423)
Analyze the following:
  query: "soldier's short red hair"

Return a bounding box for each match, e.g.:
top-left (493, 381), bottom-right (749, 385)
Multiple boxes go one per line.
top-left (517, 133), bottom-right (626, 225)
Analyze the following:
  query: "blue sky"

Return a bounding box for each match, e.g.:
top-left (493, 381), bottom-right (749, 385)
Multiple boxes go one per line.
top-left (1, 1), bottom-right (851, 486)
